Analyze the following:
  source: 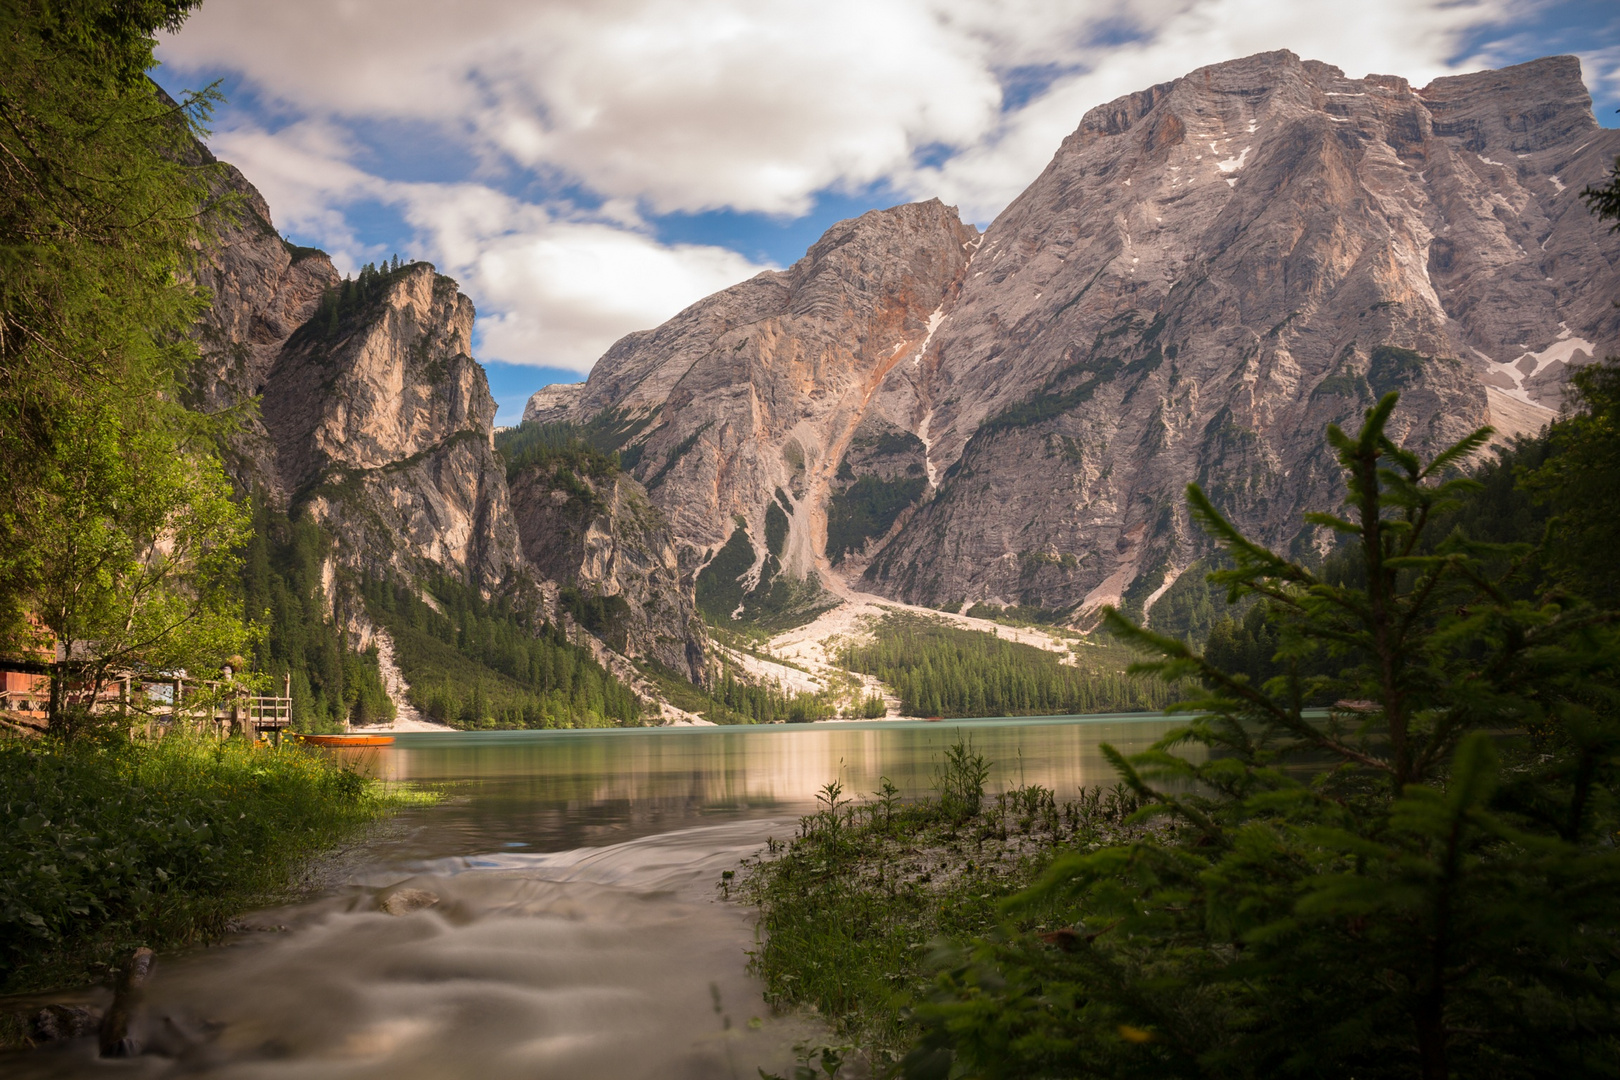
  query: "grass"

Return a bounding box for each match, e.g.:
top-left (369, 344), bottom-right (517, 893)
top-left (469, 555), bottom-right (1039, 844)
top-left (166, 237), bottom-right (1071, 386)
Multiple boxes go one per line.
top-left (0, 731), bottom-right (426, 998)
top-left (736, 742), bottom-right (1148, 1067)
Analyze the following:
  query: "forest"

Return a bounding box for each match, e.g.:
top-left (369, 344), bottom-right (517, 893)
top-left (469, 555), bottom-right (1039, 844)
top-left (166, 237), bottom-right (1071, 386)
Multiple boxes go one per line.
top-left (361, 576), bottom-right (641, 729)
top-left (237, 501), bottom-right (394, 731)
top-left (838, 615), bottom-right (1176, 717)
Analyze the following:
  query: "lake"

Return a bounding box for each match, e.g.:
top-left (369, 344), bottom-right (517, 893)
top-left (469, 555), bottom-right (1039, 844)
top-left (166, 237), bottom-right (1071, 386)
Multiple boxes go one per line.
top-left (13, 715), bottom-right (1191, 1079)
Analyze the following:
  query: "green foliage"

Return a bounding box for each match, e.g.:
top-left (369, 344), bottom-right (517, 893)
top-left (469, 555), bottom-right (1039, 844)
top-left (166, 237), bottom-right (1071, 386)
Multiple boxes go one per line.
top-left (558, 586), bottom-right (631, 651)
top-left (935, 739), bottom-right (990, 821)
top-left (494, 419), bottom-right (621, 486)
top-left (696, 518), bottom-right (757, 620)
top-left (742, 750), bottom-right (1147, 1059)
top-left (1581, 153), bottom-right (1620, 229)
top-left (837, 616), bottom-right (1175, 718)
top-left (28, 416), bottom-right (256, 734)
top-left (855, 693), bottom-right (888, 719)
top-left (239, 502), bottom-right (393, 732)
top-left (1531, 359), bottom-right (1620, 609)
top-left (963, 601), bottom-right (1075, 627)
top-left (826, 475), bottom-right (926, 565)
top-left (295, 259), bottom-right (422, 344)
top-left (697, 518), bottom-right (839, 631)
top-left (0, 731), bottom-right (403, 993)
top-left (362, 576), bottom-right (640, 729)
top-left (1366, 344), bottom-right (1429, 396)
top-left (644, 422), bottom-right (712, 490)
top-left (0, 0), bottom-right (228, 650)
top-left (1138, 558), bottom-right (1227, 644)
top-left (906, 395), bottom-right (1620, 1079)
top-left (766, 499), bottom-right (791, 559)
top-left (636, 660), bottom-right (833, 724)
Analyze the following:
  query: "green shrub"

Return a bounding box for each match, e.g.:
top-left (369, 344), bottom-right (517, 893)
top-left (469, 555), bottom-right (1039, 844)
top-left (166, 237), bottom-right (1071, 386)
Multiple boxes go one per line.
top-left (0, 732), bottom-right (401, 992)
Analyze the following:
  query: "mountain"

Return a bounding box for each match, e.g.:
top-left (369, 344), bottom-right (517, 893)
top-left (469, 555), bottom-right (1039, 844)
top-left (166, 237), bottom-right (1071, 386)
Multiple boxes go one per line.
top-left (534, 51), bottom-right (1620, 624)
top-left (190, 162), bottom-right (706, 700)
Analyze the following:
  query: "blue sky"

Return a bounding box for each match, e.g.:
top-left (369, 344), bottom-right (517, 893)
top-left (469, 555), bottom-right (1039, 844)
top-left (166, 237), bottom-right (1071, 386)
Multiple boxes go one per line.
top-left (154, 0), bottom-right (1620, 426)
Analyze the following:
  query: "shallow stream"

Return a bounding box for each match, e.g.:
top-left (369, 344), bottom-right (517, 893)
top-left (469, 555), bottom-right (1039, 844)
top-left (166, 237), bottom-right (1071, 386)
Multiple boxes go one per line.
top-left (12, 715), bottom-right (1187, 1079)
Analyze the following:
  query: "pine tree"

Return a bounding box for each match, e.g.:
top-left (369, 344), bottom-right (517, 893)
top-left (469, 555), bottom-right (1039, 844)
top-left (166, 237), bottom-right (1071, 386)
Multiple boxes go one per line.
top-left (910, 394), bottom-right (1620, 1079)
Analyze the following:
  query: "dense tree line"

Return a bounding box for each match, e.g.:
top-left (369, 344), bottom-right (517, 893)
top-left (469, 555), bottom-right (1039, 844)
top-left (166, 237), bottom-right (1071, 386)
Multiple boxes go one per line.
top-left (302, 256), bottom-right (415, 341)
top-left (711, 670), bottom-right (835, 723)
top-left (238, 502), bottom-right (393, 731)
top-left (495, 420), bottom-right (622, 485)
top-left (361, 577), bottom-right (640, 729)
top-left (838, 617), bottom-right (1174, 718)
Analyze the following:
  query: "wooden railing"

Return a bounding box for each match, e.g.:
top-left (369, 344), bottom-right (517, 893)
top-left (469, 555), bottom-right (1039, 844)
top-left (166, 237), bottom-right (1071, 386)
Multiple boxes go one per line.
top-left (1, 664), bottom-right (295, 741)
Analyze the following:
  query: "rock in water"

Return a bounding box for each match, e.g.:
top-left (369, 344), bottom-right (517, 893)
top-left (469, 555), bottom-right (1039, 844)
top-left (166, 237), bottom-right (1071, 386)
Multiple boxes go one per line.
top-left (29, 1004), bottom-right (101, 1043)
top-left (99, 947), bottom-right (155, 1058)
top-left (380, 888), bottom-right (441, 916)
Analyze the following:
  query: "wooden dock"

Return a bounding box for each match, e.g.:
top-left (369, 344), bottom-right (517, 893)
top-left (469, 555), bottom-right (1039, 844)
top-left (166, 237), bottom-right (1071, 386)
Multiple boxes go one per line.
top-left (1, 662), bottom-right (293, 741)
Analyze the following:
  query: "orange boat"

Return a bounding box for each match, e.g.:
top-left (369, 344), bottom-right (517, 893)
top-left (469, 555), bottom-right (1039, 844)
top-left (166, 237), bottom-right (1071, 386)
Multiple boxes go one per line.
top-left (290, 732), bottom-right (395, 747)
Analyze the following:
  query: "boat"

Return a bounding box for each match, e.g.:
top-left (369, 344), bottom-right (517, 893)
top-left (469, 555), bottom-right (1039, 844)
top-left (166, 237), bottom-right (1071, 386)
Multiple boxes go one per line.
top-left (289, 732), bottom-right (395, 747)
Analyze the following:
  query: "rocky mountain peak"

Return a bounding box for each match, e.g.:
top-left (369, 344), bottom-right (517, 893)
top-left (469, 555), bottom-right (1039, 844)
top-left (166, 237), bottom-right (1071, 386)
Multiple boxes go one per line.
top-left (550, 197), bottom-right (977, 607)
top-left (543, 51), bottom-right (1620, 628)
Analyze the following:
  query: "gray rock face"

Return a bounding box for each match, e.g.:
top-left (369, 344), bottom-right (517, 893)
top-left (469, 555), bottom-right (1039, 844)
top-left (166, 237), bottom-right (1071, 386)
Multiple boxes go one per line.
top-left (191, 164), bottom-right (339, 498)
top-left (194, 168), bottom-right (520, 588)
top-left (194, 161), bottom-right (702, 679)
top-left (543, 51), bottom-right (1620, 622)
top-left (260, 265), bottom-right (524, 585)
top-left (522, 383), bottom-right (586, 424)
top-left (547, 199), bottom-right (978, 602)
top-left (509, 463), bottom-right (705, 679)
top-left (871, 51), bottom-right (1620, 615)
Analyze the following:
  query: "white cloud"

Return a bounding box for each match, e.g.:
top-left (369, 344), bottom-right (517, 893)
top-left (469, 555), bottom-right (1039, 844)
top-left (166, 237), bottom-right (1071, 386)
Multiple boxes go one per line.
top-left (901, 0), bottom-right (1526, 218)
top-left (164, 0), bottom-right (1527, 220)
top-left (165, 0), bottom-right (1542, 369)
top-left (209, 124), bottom-right (767, 372)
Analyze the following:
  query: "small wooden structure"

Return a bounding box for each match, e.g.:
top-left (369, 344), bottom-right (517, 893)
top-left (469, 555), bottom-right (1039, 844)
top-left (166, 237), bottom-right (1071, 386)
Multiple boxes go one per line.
top-left (0, 660), bottom-right (294, 742)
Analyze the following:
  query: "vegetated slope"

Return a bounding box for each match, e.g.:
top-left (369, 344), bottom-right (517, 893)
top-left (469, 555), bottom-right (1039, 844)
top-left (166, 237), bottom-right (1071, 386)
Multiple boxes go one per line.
top-left (499, 421), bottom-right (707, 681)
top-left (838, 615), bottom-right (1174, 718)
top-left (360, 576), bottom-right (640, 729)
top-left (532, 51), bottom-right (1620, 628)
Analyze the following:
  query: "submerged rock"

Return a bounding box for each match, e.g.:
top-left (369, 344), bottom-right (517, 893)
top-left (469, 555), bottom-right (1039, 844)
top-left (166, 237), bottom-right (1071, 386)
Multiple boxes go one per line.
top-left (380, 888), bottom-right (441, 916)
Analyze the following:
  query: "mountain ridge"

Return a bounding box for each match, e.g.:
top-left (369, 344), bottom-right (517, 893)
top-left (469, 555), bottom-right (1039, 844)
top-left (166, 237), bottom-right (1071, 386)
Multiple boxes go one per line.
top-left (534, 49), bottom-right (1620, 624)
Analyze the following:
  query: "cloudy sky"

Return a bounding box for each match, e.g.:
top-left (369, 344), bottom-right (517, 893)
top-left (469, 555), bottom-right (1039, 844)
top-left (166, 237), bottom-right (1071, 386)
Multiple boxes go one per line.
top-left (154, 0), bottom-right (1620, 425)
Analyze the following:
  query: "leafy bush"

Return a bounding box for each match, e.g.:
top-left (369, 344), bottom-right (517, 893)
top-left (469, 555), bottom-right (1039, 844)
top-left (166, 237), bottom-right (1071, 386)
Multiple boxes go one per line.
top-left (742, 743), bottom-right (1147, 1062)
top-left (0, 732), bottom-right (395, 992)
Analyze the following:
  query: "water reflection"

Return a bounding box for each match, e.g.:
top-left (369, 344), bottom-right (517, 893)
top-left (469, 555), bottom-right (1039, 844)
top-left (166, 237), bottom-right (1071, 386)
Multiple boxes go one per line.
top-left (359, 715), bottom-right (1195, 863)
top-left (8, 716), bottom-right (1192, 1079)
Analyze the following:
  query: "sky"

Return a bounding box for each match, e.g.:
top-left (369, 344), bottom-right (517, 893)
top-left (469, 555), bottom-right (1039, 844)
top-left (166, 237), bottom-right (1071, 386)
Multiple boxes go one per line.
top-left (153, 0), bottom-right (1620, 427)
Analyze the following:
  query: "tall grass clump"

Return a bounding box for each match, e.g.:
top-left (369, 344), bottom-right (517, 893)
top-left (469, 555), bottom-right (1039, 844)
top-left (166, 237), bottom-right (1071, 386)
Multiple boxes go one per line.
top-left (740, 740), bottom-right (1146, 1064)
top-left (0, 732), bottom-right (409, 993)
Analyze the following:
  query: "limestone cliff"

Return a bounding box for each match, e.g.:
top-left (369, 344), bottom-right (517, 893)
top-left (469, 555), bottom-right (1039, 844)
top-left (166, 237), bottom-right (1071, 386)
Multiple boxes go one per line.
top-left (508, 457), bottom-right (704, 680)
top-left (192, 158), bottom-right (713, 703)
top-left (192, 165), bottom-right (521, 587)
top-left (871, 51), bottom-right (1620, 616)
top-left (538, 51), bottom-right (1620, 623)
top-left (191, 162), bottom-right (339, 496)
top-left (547, 198), bottom-right (978, 616)
top-left (259, 263), bottom-right (524, 585)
